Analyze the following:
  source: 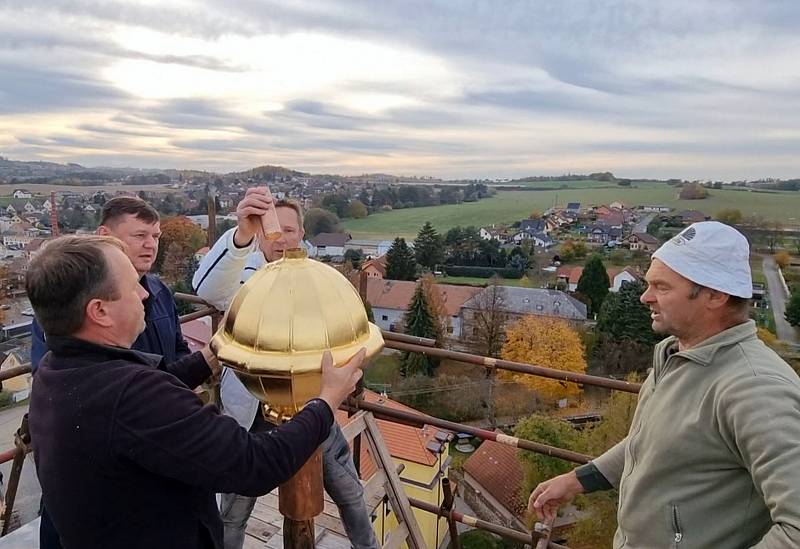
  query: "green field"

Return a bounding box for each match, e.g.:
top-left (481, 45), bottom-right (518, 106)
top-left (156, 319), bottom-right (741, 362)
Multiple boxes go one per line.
top-left (343, 182), bottom-right (800, 240)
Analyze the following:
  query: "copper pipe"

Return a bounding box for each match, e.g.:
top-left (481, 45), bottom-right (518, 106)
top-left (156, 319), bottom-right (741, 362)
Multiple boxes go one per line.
top-left (384, 340), bottom-right (641, 394)
top-left (380, 331), bottom-right (436, 347)
top-left (0, 365), bottom-right (31, 382)
top-left (344, 400), bottom-right (592, 464)
top-left (178, 306), bottom-right (220, 324)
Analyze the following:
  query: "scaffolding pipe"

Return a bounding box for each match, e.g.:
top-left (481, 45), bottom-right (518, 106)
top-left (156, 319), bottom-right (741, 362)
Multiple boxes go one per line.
top-left (344, 400), bottom-right (593, 464)
top-left (384, 340), bottom-right (641, 393)
top-left (407, 497), bottom-right (569, 549)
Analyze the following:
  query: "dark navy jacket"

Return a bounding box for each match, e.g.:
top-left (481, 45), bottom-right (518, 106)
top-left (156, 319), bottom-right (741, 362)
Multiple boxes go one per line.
top-left (31, 274), bottom-right (190, 370)
top-left (29, 337), bottom-right (334, 549)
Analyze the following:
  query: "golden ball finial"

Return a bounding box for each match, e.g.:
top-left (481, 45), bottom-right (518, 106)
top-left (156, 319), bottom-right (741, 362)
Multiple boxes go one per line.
top-left (211, 248), bottom-right (383, 422)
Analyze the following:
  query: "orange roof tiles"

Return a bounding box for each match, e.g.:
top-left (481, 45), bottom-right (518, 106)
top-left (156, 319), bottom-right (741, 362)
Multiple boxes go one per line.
top-left (463, 435), bottom-right (526, 519)
top-left (365, 279), bottom-right (481, 316)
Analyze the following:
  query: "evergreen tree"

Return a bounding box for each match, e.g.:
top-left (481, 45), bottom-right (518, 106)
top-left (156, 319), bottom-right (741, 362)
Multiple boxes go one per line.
top-left (576, 255), bottom-right (610, 317)
top-left (413, 221), bottom-right (444, 271)
top-left (385, 237), bottom-right (417, 281)
top-left (401, 281), bottom-right (438, 377)
top-left (786, 292), bottom-right (800, 327)
top-left (596, 280), bottom-right (659, 345)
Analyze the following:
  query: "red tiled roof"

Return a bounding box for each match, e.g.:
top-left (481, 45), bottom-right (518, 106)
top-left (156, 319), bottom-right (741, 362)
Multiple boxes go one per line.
top-left (361, 255), bottom-right (387, 276)
top-left (631, 232), bottom-right (659, 245)
top-left (311, 232), bottom-right (351, 247)
top-left (556, 265), bottom-right (631, 285)
top-left (364, 279), bottom-right (481, 316)
top-left (463, 435), bottom-right (526, 519)
top-left (336, 390), bottom-right (449, 480)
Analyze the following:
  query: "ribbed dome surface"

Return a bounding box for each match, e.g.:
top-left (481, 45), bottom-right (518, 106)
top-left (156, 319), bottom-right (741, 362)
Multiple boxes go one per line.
top-left (211, 248), bottom-right (383, 421)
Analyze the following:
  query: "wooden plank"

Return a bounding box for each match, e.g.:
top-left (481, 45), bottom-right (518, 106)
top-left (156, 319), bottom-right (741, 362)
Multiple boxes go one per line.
top-left (381, 523), bottom-right (410, 549)
top-left (362, 469), bottom-right (388, 511)
top-left (340, 411), bottom-right (368, 442)
top-left (363, 413), bottom-right (426, 549)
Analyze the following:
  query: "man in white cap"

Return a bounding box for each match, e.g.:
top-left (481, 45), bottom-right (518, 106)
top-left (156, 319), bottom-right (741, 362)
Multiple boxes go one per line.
top-left (528, 222), bottom-right (800, 548)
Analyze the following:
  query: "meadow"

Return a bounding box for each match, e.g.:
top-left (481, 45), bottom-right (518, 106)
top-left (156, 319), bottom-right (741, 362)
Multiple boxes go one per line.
top-left (343, 181), bottom-right (800, 240)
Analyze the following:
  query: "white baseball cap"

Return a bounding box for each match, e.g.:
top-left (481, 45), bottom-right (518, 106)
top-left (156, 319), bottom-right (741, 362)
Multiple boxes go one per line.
top-left (652, 221), bottom-right (753, 298)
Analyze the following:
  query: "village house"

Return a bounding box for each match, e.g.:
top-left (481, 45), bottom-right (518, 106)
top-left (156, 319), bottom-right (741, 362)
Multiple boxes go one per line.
top-left (627, 232), bottom-right (660, 253)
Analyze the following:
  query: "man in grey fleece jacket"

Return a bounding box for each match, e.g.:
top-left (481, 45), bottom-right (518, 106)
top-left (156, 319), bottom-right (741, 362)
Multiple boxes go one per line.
top-left (530, 222), bottom-right (800, 548)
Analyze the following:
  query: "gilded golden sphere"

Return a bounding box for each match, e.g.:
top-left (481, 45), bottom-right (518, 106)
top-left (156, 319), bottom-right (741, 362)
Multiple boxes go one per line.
top-left (210, 248), bottom-right (383, 422)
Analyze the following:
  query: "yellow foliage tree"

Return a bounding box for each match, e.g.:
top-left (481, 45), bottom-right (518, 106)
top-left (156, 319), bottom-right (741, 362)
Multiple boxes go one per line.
top-left (775, 250), bottom-right (790, 269)
top-left (501, 315), bottom-right (587, 402)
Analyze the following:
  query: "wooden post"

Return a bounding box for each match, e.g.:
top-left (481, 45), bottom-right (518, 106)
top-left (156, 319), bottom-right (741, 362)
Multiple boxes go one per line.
top-left (206, 188), bottom-right (217, 248)
top-left (279, 447), bottom-right (323, 548)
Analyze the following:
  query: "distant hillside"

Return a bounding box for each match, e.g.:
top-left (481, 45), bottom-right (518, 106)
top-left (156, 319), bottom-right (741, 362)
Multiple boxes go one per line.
top-left (226, 165), bottom-right (308, 181)
top-left (0, 157), bottom-right (158, 181)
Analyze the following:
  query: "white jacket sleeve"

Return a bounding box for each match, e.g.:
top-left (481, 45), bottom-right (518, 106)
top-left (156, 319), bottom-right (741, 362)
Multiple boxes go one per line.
top-left (192, 228), bottom-right (256, 311)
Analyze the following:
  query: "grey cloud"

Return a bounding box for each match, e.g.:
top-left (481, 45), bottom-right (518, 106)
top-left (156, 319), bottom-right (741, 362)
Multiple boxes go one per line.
top-left (0, 62), bottom-right (128, 113)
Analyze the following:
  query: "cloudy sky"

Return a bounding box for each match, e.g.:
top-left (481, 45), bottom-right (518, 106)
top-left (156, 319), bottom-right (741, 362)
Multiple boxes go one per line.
top-left (1, 1), bottom-right (799, 179)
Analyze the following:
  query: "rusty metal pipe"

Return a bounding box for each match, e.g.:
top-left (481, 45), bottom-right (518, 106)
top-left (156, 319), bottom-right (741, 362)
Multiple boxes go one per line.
top-left (344, 400), bottom-right (592, 464)
top-left (384, 340), bottom-right (641, 394)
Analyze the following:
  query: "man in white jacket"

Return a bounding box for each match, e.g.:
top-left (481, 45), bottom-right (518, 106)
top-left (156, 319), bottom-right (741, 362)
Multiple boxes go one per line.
top-left (193, 187), bottom-right (378, 549)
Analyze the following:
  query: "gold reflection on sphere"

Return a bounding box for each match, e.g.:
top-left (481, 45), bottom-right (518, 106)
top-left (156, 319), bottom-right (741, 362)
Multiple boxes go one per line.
top-left (210, 248), bottom-right (383, 422)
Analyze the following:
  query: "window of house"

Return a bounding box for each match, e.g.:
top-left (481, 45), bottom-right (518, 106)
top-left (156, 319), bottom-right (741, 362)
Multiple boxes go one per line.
top-left (381, 315), bottom-right (388, 321)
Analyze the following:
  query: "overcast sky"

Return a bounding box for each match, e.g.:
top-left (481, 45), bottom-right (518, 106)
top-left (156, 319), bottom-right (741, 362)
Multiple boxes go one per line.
top-left (1, 0), bottom-right (799, 179)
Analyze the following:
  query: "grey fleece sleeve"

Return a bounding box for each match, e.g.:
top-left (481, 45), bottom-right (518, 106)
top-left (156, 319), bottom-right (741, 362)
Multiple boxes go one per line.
top-left (721, 372), bottom-right (800, 548)
top-left (586, 438), bottom-right (626, 490)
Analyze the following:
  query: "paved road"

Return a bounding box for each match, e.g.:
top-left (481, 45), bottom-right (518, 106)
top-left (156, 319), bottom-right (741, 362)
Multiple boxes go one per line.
top-left (633, 213), bottom-right (656, 234)
top-left (762, 256), bottom-right (800, 345)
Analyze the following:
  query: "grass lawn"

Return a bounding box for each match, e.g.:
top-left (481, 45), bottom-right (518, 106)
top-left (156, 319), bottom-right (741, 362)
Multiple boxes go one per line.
top-left (364, 352), bottom-right (402, 387)
top-left (343, 183), bottom-right (800, 240)
top-left (436, 276), bottom-right (530, 287)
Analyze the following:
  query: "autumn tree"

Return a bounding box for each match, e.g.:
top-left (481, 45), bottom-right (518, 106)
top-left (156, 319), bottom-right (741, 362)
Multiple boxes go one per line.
top-left (576, 255), bottom-right (610, 317)
top-left (775, 250), bottom-right (790, 269)
top-left (501, 315), bottom-right (586, 403)
top-left (679, 182), bottom-right (708, 200)
top-left (468, 278), bottom-right (507, 358)
top-left (304, 208), bottom-right (340, 236)
top-left (414, 221), bottom-right (444, 271)
top-left (716, 208), bottom-right (743, 225)
top-left (346, 200), bottom-right (368, 219)
top-left (385, 237), bottom-right (417, 281)
top-left (558, 239), bottom-right (588, 262)
top-left (401, 281), bottom-right (438, 376)
top-left (468, 278), bottom-right (508, 428)
top-left (154, 216), bottom-right (206, 278)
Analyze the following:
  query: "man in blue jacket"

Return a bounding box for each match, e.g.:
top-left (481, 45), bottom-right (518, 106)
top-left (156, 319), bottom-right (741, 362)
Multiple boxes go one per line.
top-left (27, 235), bottom-right (365, 549)
top-left (32, 195), bottom-right (189, 369)
top-left (32, 196), bottom-right (190, 547)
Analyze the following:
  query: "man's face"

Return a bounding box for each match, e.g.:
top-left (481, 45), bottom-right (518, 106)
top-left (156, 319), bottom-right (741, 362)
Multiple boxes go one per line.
top-left (103, 246), bottom-right (148, 347)
top-left (99, 215), bottom-right (161, 275)
top-left (640, 258), bottom-right (704, 339)
top-left (259, 206), bottom-right (304, 262)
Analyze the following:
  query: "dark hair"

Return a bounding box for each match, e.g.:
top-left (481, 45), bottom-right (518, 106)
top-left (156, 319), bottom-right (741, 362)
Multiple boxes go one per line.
top-left (26, 235), bottom-right (125, 337)
top-left (100, 196), bottom-right (159, 227)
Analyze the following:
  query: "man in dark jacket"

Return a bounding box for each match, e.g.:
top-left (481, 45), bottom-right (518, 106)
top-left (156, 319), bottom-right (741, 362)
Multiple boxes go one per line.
top-left (31, 195), bottom-right (190, 370)
top-left (32, 196), bottom-right (191, 548)
top-left (27, 235), bottom-right (365, 549)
